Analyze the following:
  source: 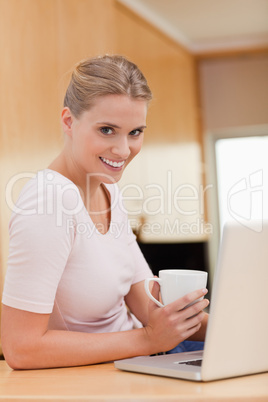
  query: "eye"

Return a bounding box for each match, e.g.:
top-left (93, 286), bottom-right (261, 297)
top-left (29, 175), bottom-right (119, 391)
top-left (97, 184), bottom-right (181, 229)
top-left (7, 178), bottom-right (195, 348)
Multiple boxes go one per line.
top-left (129, 129), bottom-right (143, 137)
top-left (100, 127), bottom-right (114, 135)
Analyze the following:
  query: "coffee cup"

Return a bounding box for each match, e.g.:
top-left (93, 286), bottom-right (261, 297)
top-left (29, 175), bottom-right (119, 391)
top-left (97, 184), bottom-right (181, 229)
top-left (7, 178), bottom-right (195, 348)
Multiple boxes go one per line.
top-left (144, 269), bottom-right (208, 308)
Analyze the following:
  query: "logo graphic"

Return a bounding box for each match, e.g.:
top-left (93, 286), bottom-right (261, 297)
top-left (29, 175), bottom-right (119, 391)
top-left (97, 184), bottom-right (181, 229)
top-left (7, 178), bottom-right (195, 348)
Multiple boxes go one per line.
top-left (227, 170), bottom-right (263, 232)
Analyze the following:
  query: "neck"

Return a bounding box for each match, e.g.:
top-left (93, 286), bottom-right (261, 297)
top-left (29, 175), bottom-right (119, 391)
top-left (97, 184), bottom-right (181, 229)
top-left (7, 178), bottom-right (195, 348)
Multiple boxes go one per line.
top-left (48, 150), bottom-right (111, 233)
top-left (48, 150), bottom-right (101, 201)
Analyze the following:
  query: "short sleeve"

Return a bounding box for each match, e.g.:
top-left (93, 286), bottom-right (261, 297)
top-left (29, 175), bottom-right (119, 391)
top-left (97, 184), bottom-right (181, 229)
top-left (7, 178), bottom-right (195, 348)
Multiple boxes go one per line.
top-left (2, 171), bottom-right (78, 313)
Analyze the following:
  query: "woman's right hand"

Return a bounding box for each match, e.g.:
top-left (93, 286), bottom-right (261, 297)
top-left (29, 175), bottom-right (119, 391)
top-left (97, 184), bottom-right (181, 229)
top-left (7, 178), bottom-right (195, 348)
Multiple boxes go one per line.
top-left (143, 281), bottom-right (209, 355)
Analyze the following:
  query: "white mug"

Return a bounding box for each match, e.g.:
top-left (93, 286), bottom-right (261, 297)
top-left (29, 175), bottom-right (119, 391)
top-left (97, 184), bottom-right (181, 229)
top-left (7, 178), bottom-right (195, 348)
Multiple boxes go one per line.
top-left (144, 269), bottom-right (208, 307)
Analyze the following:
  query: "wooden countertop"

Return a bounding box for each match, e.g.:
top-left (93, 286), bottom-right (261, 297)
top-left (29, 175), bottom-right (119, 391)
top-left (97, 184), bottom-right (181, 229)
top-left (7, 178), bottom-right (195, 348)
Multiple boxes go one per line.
top-left (0, 360), bottom-right (268, 401)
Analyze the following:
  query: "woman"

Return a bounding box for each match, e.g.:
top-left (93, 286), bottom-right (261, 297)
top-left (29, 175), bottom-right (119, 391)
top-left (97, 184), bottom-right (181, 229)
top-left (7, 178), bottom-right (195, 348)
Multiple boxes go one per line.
top-left (1, 55), bottom-right (209, 369)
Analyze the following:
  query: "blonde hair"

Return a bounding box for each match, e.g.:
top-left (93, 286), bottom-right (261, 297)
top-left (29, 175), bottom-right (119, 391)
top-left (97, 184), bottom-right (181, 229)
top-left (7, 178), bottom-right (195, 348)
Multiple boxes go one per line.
top-left (64, 55), bottom-right (152, 118)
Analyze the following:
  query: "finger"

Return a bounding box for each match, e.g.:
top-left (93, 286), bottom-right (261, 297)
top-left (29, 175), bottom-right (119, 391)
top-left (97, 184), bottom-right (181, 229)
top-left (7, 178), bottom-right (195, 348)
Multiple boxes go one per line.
top-left (168, 288), bottom-right (208, 312)
top-left (179, 311), bottom-right (205, 338)
top-left (181, 298), bottom-right (209, 322)
top-left (187, 310), bottom-right (206, 326)
top-left (182, 321), bottom-right (202, 340)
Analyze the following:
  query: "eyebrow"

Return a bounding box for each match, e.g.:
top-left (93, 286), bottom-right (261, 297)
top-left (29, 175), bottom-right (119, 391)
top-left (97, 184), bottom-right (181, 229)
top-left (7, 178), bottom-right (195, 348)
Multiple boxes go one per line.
top-left (97, 122), bottom-right (121, 129)
top-left (97, 122), bottom-right (147, 130)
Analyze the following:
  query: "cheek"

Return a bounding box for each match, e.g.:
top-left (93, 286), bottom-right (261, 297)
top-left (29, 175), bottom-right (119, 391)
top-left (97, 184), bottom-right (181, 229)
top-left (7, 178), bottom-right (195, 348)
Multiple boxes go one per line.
top-left (130, 138), bottom-right (143, 158)
top-left (124, 143), bottom-right (142, 170)
top-left (73, 133), bottom-right (102, 157)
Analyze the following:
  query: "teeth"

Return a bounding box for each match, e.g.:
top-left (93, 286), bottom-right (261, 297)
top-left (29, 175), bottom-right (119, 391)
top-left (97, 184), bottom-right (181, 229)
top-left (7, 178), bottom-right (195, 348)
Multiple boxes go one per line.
top-left (100, 157), bottom-right (125, 168)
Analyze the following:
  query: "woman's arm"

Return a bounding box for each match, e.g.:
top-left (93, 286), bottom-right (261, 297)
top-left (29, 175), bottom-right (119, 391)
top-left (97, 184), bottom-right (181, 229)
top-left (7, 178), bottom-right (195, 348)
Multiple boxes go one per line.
top-left (1, 304), bottom-right (150, 369)
top-left (124, 280), bottom-right (153, 326)
top-left (1, 287), bottom-right (209, 370)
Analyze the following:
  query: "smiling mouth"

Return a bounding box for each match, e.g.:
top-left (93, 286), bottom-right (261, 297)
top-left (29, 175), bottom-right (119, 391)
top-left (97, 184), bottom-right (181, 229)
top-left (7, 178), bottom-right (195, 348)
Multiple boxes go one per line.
top-left (100, 157), bottom-right (125, 168)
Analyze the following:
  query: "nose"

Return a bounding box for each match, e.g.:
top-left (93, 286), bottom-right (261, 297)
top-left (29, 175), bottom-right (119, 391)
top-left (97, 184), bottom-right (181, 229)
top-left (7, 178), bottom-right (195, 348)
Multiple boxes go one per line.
top-left (111, 136), bottom-right (130, 159)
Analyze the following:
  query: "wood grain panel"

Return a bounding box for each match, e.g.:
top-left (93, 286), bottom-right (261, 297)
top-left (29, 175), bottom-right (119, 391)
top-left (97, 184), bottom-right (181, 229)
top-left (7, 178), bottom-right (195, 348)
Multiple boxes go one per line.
top-left (55, 0), bottom-right (117, 103)
top-left (0, 0), bottom-right (61, 153)
top-left (114, 2), bottom-right (199, 144)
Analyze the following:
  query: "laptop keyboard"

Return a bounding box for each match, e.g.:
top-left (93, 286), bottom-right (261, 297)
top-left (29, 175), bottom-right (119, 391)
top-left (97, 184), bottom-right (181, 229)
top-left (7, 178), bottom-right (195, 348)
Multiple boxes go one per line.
top-left (178, 359), bottom-right (202, 367)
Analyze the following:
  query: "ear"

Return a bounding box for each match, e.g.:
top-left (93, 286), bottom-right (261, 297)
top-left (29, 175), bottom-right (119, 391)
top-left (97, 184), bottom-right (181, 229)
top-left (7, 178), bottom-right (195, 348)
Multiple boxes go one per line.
top-left (61, 107), bottom-right (74, 136)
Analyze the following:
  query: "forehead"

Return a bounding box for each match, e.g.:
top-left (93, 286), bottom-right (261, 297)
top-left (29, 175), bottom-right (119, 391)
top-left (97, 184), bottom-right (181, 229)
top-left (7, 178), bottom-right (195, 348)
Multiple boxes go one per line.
top-left (83, 95), bottom-right (148, 123)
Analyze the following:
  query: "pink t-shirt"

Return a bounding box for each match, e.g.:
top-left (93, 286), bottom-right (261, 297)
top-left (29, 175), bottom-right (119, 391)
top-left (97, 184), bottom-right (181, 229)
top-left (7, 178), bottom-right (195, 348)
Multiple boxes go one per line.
top-left (2, 169), bottom-right (152, 333)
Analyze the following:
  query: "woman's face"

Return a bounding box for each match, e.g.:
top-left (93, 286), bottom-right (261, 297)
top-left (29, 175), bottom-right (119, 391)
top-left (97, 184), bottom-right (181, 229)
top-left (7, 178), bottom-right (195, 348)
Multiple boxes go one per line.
top-left (62, 94), bottom-right (147, 185)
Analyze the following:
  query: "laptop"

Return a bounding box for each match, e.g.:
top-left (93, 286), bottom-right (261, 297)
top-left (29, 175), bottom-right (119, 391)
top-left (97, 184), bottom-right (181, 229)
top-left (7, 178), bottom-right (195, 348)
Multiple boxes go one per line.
top-left (115, 220), bottom-right (268, 381)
